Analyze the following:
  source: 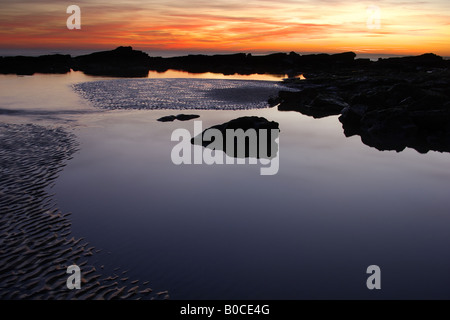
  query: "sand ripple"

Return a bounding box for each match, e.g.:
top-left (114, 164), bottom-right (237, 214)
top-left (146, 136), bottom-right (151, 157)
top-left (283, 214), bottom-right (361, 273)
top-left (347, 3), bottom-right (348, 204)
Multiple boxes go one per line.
top-left (0, 123), bottom-right (166, 300)
top-left (73, 78), bottom-right (295, 110)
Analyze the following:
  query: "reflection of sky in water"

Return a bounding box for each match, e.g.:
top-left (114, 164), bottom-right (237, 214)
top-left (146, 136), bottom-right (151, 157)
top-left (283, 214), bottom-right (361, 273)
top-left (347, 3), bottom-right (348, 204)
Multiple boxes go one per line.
top-left (1, 72), bottom-right (450, 299)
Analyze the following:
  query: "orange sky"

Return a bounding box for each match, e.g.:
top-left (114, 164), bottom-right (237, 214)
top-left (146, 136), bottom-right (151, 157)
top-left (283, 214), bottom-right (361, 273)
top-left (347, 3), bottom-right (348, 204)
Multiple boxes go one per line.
top-left (0, 0), bottom-right (449, 56)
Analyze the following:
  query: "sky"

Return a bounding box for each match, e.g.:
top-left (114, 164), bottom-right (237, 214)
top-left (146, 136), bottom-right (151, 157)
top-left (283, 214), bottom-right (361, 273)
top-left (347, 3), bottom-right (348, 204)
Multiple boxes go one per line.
top-left (0, 0), bottom-right (449, 56)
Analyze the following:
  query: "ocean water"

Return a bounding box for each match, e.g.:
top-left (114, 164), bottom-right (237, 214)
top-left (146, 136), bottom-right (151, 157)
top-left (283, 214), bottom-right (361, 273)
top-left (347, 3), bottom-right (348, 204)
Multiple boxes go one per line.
top-left (1, 70), bottom-right (450, 299)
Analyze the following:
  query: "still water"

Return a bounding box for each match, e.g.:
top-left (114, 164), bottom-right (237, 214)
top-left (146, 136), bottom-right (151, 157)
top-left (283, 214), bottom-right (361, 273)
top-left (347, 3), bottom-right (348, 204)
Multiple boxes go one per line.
top-left (1, 71), bottom-right (449, 299)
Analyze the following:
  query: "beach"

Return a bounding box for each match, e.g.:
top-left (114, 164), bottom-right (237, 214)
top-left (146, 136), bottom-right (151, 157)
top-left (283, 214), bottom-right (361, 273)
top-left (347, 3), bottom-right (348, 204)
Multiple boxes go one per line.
top-left (0, 122), bottom-right (165, 299)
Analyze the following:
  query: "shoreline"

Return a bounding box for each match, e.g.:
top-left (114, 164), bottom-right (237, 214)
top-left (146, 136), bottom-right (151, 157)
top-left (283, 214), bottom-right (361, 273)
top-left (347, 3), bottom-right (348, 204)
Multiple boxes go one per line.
top-left (1, 46), bottom-right (449, 77)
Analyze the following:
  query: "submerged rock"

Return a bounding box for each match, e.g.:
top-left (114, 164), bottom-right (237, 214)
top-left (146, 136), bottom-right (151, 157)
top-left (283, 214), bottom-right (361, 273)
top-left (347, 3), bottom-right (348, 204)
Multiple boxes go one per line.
top-left (157, 114), bottom-right (200, 122)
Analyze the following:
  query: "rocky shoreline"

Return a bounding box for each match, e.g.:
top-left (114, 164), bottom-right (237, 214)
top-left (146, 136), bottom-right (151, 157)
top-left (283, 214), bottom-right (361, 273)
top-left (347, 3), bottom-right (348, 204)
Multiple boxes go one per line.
top-left (275, 59), bottom-right (450, 153)
top-left (2, 46), bottom-right (448, 77)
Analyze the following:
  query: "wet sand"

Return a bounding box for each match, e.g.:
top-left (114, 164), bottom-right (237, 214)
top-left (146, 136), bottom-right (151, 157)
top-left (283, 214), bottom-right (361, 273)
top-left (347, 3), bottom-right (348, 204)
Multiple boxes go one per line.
top-left (0, 123), bottom-right (167, 299)
top-left (73, 78), bottom-right (297, 110)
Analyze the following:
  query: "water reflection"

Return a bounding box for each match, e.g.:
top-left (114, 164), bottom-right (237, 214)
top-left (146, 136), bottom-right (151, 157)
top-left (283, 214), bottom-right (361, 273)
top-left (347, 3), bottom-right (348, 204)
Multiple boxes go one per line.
top-left (148, 69), bottom-right (285, 81)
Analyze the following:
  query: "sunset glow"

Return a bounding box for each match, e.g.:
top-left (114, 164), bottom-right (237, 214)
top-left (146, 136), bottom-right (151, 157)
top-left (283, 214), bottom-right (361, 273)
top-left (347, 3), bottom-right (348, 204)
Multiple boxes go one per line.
top-left (1, 0), bottom-right (449, 55)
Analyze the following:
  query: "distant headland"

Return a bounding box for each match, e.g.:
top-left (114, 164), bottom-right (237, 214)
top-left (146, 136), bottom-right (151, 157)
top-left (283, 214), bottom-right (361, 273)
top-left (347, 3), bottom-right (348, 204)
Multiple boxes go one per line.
top-left (0, 46), bottom-right (448, 77)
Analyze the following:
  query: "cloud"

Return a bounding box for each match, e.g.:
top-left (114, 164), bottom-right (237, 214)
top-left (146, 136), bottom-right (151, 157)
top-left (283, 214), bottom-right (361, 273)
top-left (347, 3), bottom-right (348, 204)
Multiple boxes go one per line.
top-left (0, 0), bottom-right (449, 55)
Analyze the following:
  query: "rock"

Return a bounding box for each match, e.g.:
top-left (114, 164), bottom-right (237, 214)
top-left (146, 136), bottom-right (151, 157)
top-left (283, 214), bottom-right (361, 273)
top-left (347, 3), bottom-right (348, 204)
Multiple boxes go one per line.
top-left (339, 100), bottom-right (450, 154)
top-left (309, 94), bottom-right (348, 113)
top-left (157, 115), bottom-right (177, 122)
top-left (175, 114), bottom-right (200, 121)
top-left (2, 48), bottom-right (447, 78)
top-left (277, 88), bottom-right (348, 118)
top-left (409, 110), bottom-right (450, 153)
top-left (376, 53), bottom-right (445, 71)
top-left (148, 51), bottom-right (358, 75)
top-left (350, 107), bottom-right (450, 153)
top-left (339, 105), bottom-right (367, 137)
top-left (359, 108), bottom-right (418, 152)
top-left (330, 52), bottom-right (357, 64)
top-left (71, 46), bottom-right (151, 77)
top-left (0, 54), bottom-right (71, 75)
top-left (157, 114), bottom-right (199, 122)
top-left (191, 116), bottom-right (279, 159)
top-left (278, 65), bottom-right (450, 154)
top-left (196, 116), bottom-right (279, 133)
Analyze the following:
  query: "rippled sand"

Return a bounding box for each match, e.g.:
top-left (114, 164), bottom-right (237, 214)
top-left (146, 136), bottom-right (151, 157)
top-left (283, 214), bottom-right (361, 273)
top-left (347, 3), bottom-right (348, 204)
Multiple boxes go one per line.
top-left (73, 78), bottom-right (295, 110)
top-left (0, 123), bottom-right (167, 299)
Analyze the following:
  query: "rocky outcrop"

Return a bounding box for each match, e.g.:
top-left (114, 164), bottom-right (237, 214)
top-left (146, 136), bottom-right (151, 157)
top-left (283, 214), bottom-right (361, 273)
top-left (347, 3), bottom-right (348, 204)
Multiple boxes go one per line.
top-left (191, 116), bottom-right (279, 159)
top-left (277, 88), bottom-right (348, 118)
top-left (0, 54), bottom-right (71, 75)
top-left (339, 72), bottom-right (450, 153)
top-left (375, 53), bottom-right (446, 71)
top-left (72, 46), bottom-right (151, 77)
top-left (0, 47), bottom-right (150, 77)
top-left (2, 48), bottom-right (355, 76)
top-left (275, 64), bottom-right (450, 153)
top-left (148, 51), bottom-right (358, 76)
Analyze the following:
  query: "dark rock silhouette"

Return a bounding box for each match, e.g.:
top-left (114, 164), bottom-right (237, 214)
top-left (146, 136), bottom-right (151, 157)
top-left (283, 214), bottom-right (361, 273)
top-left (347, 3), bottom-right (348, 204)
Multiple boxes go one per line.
top-left (72, 46), bottom-right (151, 77)
top-left (375, 53), bottom-right (445, 71)
top-left (277, 88), bottom-right (348, 118)
top-left (0, 48), bottom-right (361, 76)
top-left (0, 47), bottom-right (150, 76)
top-left (191, 116), bottom-right (279, 159)
top-left (341, 107), bottom-right (450, 153)
top-left (157, 114), bottom-right (200, 122)
top-left (148, 51), bottom-right (358, 76)
top-left (275, 65), bottom-right (450, 153)
top-left (0, 54), bottom-right (71, 75)
top-left (2, 47), bottom-right (449, 77)
top-left (338, 71), bottom-right (450, 153)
